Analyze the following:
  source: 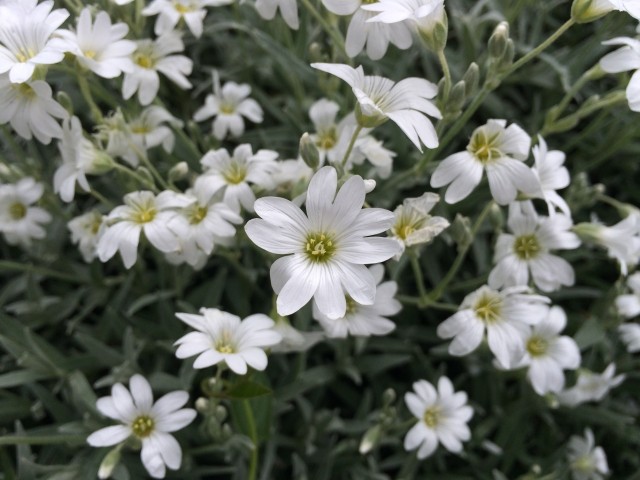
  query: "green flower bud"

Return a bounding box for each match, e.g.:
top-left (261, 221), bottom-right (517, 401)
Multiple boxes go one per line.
top-left (299, 132), bottom-right (320, 169)
top-left (448, 80), bottom-right (466, 113)
top-left (488, 22), bottom-right (510, 60)
top-left (571, 0), bottom-right (614, 23)
top-left (462, 62), bottom-right (480, 97)
top-left (359, 424), bottom-right (382, 455)
top-left (98, 447), bottom-right (121, 479)
top-left (169, 161), bottom-right (189, 183)
top-left (417, 8), bottom-right (448, 52)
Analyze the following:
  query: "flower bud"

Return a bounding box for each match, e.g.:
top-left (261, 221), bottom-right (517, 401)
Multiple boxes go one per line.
top-left (449, 214), bottom-right (472, 250)
top-left (488, 22), bottom-right (510, 60)
top-left (195, 397), bottom-right (210, 413)
top-left (299, 132), bottom-right (320, 169)
top-left (382, 388), bottom-right (396, 406)
top-left (571, 0), bottom-right (614, 23)
top-left (98, 447), bottom-right (121, 479)
top-left (88, 151), bottom-right (115, 175)
top-left (447, 81), bottom-right (466, 113)
top-left (417, 7), bottom-right (448, 52)
top-left (359, 424), bottom-right (382, 455)
top-left (462, 62), bottom-right (480, 97)
top-left (169, 161), bottom-right (189, 182)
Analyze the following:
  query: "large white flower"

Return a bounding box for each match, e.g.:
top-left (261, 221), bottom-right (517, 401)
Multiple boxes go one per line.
top-left (174, 308), bottom-right (282, 374)
top-left (436, 285), bottom-right (549, 368)
top-left (311, 63), bottom-right (441, 151)
top-left (0, 0), bottom-right (68, 83)
top-left (600, 36), bottom-right (640, 112)
top-left (558, 363), bottom-right (625, 407)
top-left (197, 144), bottom-right (278, 213)
top-left (0, 75), bottom-right (67, 144)
top-left (431, 119), bottom-right (540, 204)
top-left (86, 374), bottom-right (197, 479)
top-left (488, 201), bottom-right (580, 292)
top-left (531, 135), bottom-right (571, 216)
top-left (68, 210), bottom-right (105, 263)
top-left (322, 0), bottom-right (412, 60)
top-left (508, 306), bottom-right (581, 395)
top-left (193, 71), bottom-right (263, 140)
top-left (255, 0), bottom-right (299, 30)
top-left (312, 264), bottom-right (401, 337)
top-left (404, 377), bottom-right (473, 460)
top-left (123, 32), bottom-right (193, 106)
top-left (58, 8), bottom-right (136, 79)
top-left (143, 0), bottom-right (232, 38)
top-left (615, 272), bottom-right (640, 318)
top-left (567, 429), bottom-right (609, 480)
top-left (97, 191), bottom-right (192, 269)
top-left (0, 177), bottom-right (51, 247)
top-left (245, 166), bottom-right (400, 319)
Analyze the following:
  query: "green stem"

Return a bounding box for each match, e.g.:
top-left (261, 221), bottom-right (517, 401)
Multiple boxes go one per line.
top-left (340, 125), bottom-right (363, 169)
top-left (437, 49), bottom-right (452, 102)
top-left (112, 162), bottom-right (159, 192)
top-left (0, 434), bottom-right (86, 446)
top-left (300, 0), bottom-right (347, 58)
top-left (409, 252), bottom-right (427, 299)
top-left (428, 201), bottom-right (494, 302)
top-left (135, 148), bottom-right (173, 191)
top-left (76, 73), bottom-right (103, 124)
top-left (242, 400), bottom-right (259, 480)
top-left (396, 295), bottom-right (458, 312)
top-left (546, 64), bottom-right (602, 126)
top-left (0, 261), bottom-right (86, 284)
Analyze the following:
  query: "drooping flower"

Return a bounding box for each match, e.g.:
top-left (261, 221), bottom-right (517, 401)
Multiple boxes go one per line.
top-left (0, 0), bottom-right (68, 83)
top-left (0, 75), bottom-right (67, 144)
top-left (68, 210), bottom-right (105, 262)
top-left (193, 71), bottom-right (263, 140)
top-left (270, 316), bottom-right (324, 353)
top-left (174, 308), bottom-right (282, 374)
top-left (567, 429), bottom-right (610, 480)
top-left (321, 0), bottom-right (412, 60)
top-left (245, 166), bottom-right (400, 319)
top-left (312, 264), bottom-right (401, 337)
top-left (599, 36), bottom-right (640, 112)
top-left (311, 63), bottom-right (441, 151)
top-left (404, 377), bottom-right (473, 460)
top-left (255, 0), bottom-right (299, 30)
top-left (531, 135), bottom-right (571, 216)
top-left (123, 31), bottom-right (193, 106)
top-left (97, 191), bottom-right (193, 269)
top-left (507, 306), bottom-right (581, 395)
top-left (488, 201), bottom-right (580, 292)
top-left (0, 177), bottom-right (51, 247)
top-left (436, 285), bottom-right (549, 368)
top-left (558, 363), bottom-right (625, 407)
top-left (58, 8), bottom-right (136, 79)
top-left (129, 106), bottom-right (183, 155)
top-left (615, 272), bottom-right (640, 318)
top-left (143, 0), bottom-right (233, 38)
top-left (389, 192), bottom-right (449, 258)
top-left (430, 119), bottom-right (540, 204)
top-left (86, 374), bottom-right (197, 479)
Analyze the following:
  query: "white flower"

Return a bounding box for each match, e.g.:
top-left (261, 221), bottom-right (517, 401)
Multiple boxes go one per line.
top-left (322, 0), bottom-right (412, 60)
top-left (390, 192), bottom-right (449, 258)
top-left (607, 0), bottom-right (640, 19)
top-left (436, 285), bottom-right (549, 368)
top-left (174, 308), bottom-right (282, 374)
top-left (168, 179), bottom-right (243, 267)
top-left (312, 264), bottom-right (401, 337)
top-left (143, 0), bottom-right (232, 38)
top-left (270, 317), bottom-right (324, 353)
top-left (558, 363), bottom-right (625, 407)
top-left (404, 377), bottom-right (473, 460)
top-left (245, 166), bottom-right (400, 319)
top-left (567, 429), bottom-right (609, 480)
top-left (508, 306), bottom-right (581, 395)
top-left (86, 374), bottom-right (196, 479)
top-left (618, 323), bottom-right (640, 352)
top-left (54, 116), bottom-right (110, 202)
top-left (193, 71), bottom-right (263, 140)
top-left (0, 177), bottom-right (51, 247)
top-left (615, 272), bottom-right (640, 318)
top-left (363, 0), bottom-right (446, 42)
top-left (197, 144), bottom-right (279, 213)
top-left (123, 32), bottom-right (193, 106)
top-left (600, 36), bottom-right (640, 111)
top-left (353, 136), bottom-right (396, 178)
top-left (531, 135), bottom-right (571, 216)
top-left (68, 210), bottom-right (105, 262)
top-left (431, 119), bottom-right (540, 204)
top-left (311, 63), bottom-right (440, 151)
top-left (0, 76), bottom-right (67, 144)
top-left (255, 0), bottom-right (299, 30)
top-left (95, 109), bottom-right (138, 167)
top-left (97, 191), bottom-right (193, 269)
top-left (488, 201), bottom-right (580, 292)
top-left (129, 106), bottom-right (182, 154)
top-left (0, 0), bottom-right (68, 83)
top-left (271, 158), bottom-right (313, 191)
top-left (58, 8), bottom-right (136, 79)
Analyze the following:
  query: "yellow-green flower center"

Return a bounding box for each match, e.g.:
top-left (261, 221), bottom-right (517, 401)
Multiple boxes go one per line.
top-left (15, 48), bottom-right (36, 63)
top-left (9, 202), bottom-right (27, 220)
top-left (316, 128), bottom-right (337, 150)
top-left (474, 293), bottom-right (502, 324)
top-left (423, 407), bottom-right (440, 428)
top-left (222, 162), bottom-right (247, 185)
top-left (188, 205), bottom-right (208, 224)
top-left (219, 103), bottom-right (235, 114)
top-left (513, 234), bottom-right (541, 260)
top-left (305, 233), bottom-right (335, 262)
top-left (14, 83), bottom-right (35, 99)
top-left (526, 336), bottom-right (548, 357)
top-left (134, 53), bottom-right (155, 69)
top-left (90, 218), bottom-right (102, 235)
top-left (469, 129), bottom-right (502, 164)
top-left (345, 296), bottom-right (358, 315)
top-left (131, 415), bottom-right (155, 438)
top-left (134, 208), bottom-right (156, 224)
top-left (572, 456), bottom-right (596, 473)
top-left (173, 1), bottom-right (195, 14)
top-left (392, 211), bottom-right (424, 241)
top-left (84, 50), bottom-right (98, 60)
top-left (215, 330), bottom-right (235, 354)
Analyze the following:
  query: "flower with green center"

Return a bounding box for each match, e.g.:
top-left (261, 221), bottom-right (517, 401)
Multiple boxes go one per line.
top-left (175, 308), bottom-right (282, 375)
top-left (86, 374), bottom-right (197, 479)
top-left (525, 336), bottom-right (548, 357)
top-left (566, 429), bottom-right (609, 480)
top-left (9, 202), bottom-right (26, 220)
top-left (431, 119), bottom-right (540, 205)
top-left (437, 285), bottom-right (549, 368)
top-left (558, 363), bottom-right (626, 407)
top-left (0, 177), bottom-right (51, 248)
top-left (68, 210), bottom-right (105, 263)
top-left (404, 377), bottom-right (473, 459)
top-left (489, 201), bottom-right (581, 292)
top-left (246, 166), bottom-right (400, 320)
top-left (143, 0), bottom-right (232, 38)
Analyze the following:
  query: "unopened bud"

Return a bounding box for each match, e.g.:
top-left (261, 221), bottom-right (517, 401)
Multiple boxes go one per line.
top-left (299, 132), bottom-right (320, 169)
top-left (169, 161), bottom-right (189, 182)
top-left (98, 447), bottom-right (121, 479)
top-left (382, 388), bottom-right (396, 406)
top-left (448, 81), bottom-right (466, 112)
top-left (359, 424), bottom-right (382, 455)
top-left (195, 397), bottom-right (209, 413)
top-left (449, 214), bottom-right (473, 250)
top-left (462, 63), bottom-right (480, 97)
top-left (571, 0), bottom-right (614, 23)
top-left (88, 151), bottom-right (115, 175)
top-left (498, 39), bottom-right (515, 70)
top-left (135, 166), bottom-right (155, 185)
top-left (488, 22), bottom-right (510, 59)
top-left (215, 405), bottom-right (227, 422)
top-left (417, 8), bottom-right (448, 52)
top-left (489, 202), bottom-right (504, 231)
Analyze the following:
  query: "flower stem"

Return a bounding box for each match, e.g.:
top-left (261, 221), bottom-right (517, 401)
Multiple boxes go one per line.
top-left (340, 124), bottom-right (363, 170)
top-left (300, 0), bottom-right (347, 58)
top-left (428, 201), bottom-right (494, 302)
top-left (437, 49), bottom-right (452, 102)
top-left (242, 400), bottom-right (259, 480)
top-left (409, 252), bottom-right (428, 299)
top-left (76, 73), bottom-right (103, 124)
top-left (112, 163), bottom-right (159, 193)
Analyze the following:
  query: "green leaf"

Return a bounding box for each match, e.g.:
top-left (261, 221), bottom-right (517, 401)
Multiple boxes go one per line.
top-left (223, 381), bottom-right (272, 400)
